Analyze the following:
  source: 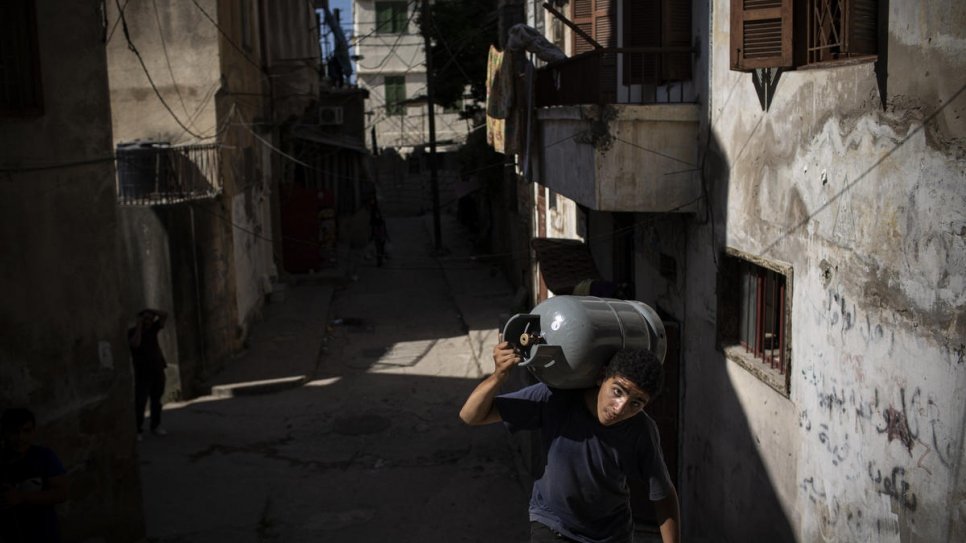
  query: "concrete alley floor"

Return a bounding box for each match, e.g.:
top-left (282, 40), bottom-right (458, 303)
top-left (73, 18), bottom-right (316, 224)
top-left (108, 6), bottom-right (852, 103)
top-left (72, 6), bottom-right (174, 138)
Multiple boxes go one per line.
top-left (137, 213), bottom-right (531, 542)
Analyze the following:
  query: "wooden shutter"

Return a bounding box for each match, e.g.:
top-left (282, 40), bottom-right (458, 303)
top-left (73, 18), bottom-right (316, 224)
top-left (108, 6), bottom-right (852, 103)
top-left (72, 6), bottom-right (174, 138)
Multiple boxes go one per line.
top-left (845, 0), bottom-right (877, 57)
top-left (730, 0), bottom-right (793, 71)
top-left (572, 0), bottom-right (596, 55)
top-left (596, 0), bottom-right (617, 102)
top-left (623, 0), bottom-right (661, 84)
top-left (572, 0), bottom-right (616, 52)
top-left (662, 0), bottom-right (692, 80)
top-left (594, 0), bottom-right (615, 48)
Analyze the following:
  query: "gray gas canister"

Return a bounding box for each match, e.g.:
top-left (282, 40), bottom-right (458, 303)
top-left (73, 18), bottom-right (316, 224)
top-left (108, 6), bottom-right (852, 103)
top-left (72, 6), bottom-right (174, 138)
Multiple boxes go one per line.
top-left (501, 296), bottom-right (667, 389)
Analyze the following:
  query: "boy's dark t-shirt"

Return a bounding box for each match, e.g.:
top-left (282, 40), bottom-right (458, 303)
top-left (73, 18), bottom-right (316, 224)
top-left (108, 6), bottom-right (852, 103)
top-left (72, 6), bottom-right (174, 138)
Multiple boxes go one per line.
top-left (495, 383), bottom-right (672, 543)
top-left (0, 445), bottom-right (66, 543)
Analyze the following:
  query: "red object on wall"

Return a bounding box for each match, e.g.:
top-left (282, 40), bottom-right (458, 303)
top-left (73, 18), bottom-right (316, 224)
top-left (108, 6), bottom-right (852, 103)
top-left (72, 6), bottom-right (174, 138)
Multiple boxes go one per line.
top-left (280, 183), bottom-right (320, 273)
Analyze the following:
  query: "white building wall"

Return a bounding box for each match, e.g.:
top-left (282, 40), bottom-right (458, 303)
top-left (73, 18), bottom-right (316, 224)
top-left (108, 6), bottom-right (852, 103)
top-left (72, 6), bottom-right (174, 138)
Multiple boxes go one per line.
top-left (683, 1), bottom-right (966, 541)
top-left (354, 0), bottom-right (470, 151)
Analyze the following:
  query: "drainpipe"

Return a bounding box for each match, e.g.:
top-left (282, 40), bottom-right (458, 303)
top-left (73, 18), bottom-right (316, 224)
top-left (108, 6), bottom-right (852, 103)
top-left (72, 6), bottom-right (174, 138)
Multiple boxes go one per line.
top-left (190, 205), bottom-right (209, 382)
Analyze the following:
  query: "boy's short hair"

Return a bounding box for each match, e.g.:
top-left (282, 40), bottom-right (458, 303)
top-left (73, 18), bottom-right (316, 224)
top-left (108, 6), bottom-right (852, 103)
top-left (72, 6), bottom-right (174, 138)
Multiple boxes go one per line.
top-left (1, 408), bottom-right (36, 434)
top-left (604, 349), bottom-right (665, 398)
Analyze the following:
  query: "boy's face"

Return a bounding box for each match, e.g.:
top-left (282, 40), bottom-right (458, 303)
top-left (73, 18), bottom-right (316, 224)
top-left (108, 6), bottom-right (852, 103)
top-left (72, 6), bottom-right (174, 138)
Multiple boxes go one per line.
top-left (595, 375), bottom-right (650, 426)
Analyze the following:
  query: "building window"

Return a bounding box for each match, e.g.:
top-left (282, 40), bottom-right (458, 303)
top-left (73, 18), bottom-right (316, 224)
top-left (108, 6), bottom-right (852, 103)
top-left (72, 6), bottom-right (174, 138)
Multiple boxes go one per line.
top-left (0, 0), bottom-right (43, 117)
top-left (569, 1), bottom-right (692, 84)
top-left (730, 0), bottom-right (878, 71)
top-left (717, 248), bottom-right (792, 395)
top-left (384, 75), bottom-right (406, 116)
top-left (621, 0), bottom-right (692, 84)
top-left (376, 1), bottom-right (409, 34)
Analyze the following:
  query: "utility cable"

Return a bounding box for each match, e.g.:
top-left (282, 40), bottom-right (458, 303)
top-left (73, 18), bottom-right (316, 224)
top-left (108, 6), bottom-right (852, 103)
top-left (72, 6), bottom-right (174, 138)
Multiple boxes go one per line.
top-left (115, 0), bottom-right (207, 140)
top-left (356, 7), bottom-right (420, 71)
top-left (151, 0), bottom-right (192, 121)
top-left (105, 0), bottom-right (133, 43)
top-left (189, 0), bottom-right (265, 75)
top-left (348, 1), bottom-right (418, 49)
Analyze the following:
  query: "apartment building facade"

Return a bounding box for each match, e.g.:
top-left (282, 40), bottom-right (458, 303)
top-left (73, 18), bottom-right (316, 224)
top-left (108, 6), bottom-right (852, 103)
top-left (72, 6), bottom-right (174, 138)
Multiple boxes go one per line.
top-left (353, 0), bottom-right (471, 152)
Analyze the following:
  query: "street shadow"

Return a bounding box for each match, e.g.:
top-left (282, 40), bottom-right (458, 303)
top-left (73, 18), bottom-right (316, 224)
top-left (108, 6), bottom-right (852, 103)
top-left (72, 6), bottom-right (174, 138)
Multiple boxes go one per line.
top-left (143, 202), bottom-right (796, 542)
top-left (675, 128), bottom-right (796, 541)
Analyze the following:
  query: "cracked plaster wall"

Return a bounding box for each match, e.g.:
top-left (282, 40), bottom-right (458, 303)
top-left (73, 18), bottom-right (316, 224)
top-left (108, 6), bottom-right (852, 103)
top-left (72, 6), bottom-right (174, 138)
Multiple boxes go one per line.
top-left (688, 0), bottom-right (966, 541)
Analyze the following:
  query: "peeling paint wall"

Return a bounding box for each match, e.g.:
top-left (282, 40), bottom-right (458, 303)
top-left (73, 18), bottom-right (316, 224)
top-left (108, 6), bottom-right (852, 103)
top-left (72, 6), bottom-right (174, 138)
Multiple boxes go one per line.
top-left (683, 1), bottom-right (966, 541)
top-left (105, 0), bottom-right (220, 146)
top-left (0, 3), bottom-right (145, 541)
top-left (217, 0), bottom-right (275, 340)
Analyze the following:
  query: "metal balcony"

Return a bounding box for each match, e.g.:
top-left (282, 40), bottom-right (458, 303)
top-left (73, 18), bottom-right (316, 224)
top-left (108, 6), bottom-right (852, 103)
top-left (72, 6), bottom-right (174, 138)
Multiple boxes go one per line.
top-left (116, 142), bottom-right (221, 206)
top-left (534, 48), bottom-right (701, 213)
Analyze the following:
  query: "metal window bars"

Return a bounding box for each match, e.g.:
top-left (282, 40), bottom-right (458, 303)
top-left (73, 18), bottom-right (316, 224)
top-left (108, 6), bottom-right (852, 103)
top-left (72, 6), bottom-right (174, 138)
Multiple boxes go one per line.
top-left (738, 261), bottom-right (787, 374)
top-left (116, 142), bottom-right (221, 206)
top-left (535, 46), bottom-right (695, 107)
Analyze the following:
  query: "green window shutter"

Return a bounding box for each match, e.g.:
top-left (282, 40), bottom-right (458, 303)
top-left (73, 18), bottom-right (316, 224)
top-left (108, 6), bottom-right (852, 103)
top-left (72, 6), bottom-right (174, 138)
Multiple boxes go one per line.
top-left (730, 0), bottom-right (793, 71)
top-left (376, 2), bottom-right (393, 34)
top-left (385, 76), bottom-right (406, 115)
top-left (376, 1), bottom-right (407, 34)
top-left (392, 2), bottom-right (408, 33)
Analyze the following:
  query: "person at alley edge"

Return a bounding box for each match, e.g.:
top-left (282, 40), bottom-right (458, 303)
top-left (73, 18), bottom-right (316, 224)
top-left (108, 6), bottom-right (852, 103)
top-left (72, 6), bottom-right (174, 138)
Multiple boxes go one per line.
top-left (129, 308), bottom-right (169, 439)
top-left (459, 343), bottom-right (680, 543)
top-left (1, 408), bottom-right (69, 543)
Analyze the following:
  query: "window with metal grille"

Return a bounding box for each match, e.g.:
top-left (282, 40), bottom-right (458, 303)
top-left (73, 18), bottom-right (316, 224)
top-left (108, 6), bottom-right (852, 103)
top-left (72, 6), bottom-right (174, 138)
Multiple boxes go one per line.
top-left (803, 0), bottom-right (877, 64)
top-left (730, 0), bottom-right (878, 71)
top-left (622, 0), bottom-right (692, 84)
top-left (0, 0), bottom-right (43, 117)
top-left (384, 75), bottom-right (406, 115)
top-left (718, 249), bottom-right (792, 395)
top-left (376, 1), bottom-right (409, 34)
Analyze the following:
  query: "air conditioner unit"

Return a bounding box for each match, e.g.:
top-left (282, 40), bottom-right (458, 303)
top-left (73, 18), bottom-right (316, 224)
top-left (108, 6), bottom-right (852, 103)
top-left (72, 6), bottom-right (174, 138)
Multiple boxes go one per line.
top-left (318, 106), bottom-right (344, 125)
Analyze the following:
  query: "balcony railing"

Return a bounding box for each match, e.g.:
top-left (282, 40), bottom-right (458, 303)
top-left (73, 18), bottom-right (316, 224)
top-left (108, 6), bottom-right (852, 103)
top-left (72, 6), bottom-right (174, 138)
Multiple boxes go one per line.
top-left (116, 142), bottom-right (221, 206)
top-left (535, 47), bottom-right (695, 107)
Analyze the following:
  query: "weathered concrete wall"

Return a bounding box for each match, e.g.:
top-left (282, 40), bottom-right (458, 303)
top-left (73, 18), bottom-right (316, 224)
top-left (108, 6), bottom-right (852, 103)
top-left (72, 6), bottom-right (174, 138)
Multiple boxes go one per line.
top-left (538, 104), bottom-right (702, 213)
top-left (678, 1), bottom-right (966, 541)
top-left (117, 208), bottom-right (183, 401)
top-left (0, 2), bottom-right (144, 541)
top-left (105, 0), bottom-right (221, 145)
top-left (107, 0), bottom-right (277, 384)
top-left (263, 0), bottom-right (320, 122)
top-left (218, 0), bottom-right (275, 340)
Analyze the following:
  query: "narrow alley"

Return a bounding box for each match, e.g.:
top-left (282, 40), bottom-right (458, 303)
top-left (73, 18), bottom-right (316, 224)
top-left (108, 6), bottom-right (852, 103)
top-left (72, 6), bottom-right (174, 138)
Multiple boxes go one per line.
top-left (136, 215), bottom-right (530, 542)
top-left (3, 1), bottom-right (963, 542)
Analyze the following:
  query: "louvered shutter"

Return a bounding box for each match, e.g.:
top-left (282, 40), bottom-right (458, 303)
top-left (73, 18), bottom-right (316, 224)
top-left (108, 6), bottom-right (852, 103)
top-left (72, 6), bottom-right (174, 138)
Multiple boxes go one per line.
top-left (623, 0), bottom-right (661, 84)
top-left (594, 0), bottom-right (615, 47)
top-left (572, 0), bottom-right (595, 55)
top-left (845, 0), bottom-right (877, 57)
top-left (662, 0), bottom-right (692, 80)
top-left (596, 0), bottom-right (617, 102)
top-left (730, 0), bottom-right (793, 71)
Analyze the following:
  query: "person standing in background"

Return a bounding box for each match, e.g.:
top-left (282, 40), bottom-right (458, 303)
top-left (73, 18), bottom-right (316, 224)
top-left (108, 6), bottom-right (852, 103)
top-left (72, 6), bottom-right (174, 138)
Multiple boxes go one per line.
top-left (129, 308), bottom-right (168, 440)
